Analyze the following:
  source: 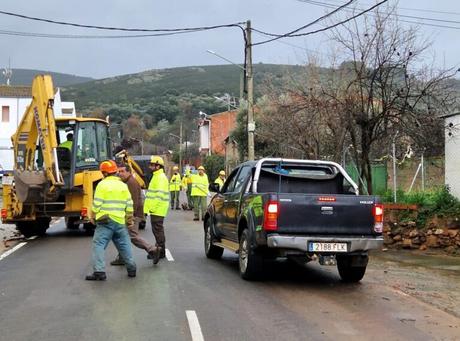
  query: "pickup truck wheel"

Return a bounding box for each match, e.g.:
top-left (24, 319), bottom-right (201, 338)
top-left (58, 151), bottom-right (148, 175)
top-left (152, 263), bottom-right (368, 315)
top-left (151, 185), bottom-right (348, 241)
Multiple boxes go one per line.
top-left (337, 256), bottom-right (367, 283)
top-left (239, 229), bottom-right (264, 280)
top-left (204, 219), bottom-right (224, 259)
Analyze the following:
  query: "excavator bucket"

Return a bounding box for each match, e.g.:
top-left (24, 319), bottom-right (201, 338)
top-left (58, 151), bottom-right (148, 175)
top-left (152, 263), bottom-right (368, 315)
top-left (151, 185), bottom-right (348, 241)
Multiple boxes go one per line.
top-left (14, 170), bottom-right (48, 203)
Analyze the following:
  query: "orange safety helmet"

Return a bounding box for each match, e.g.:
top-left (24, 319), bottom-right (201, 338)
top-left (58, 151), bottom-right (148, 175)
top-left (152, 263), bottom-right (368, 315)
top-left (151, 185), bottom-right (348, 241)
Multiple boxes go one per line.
top-left (99, 160), bottom-right (118, 174)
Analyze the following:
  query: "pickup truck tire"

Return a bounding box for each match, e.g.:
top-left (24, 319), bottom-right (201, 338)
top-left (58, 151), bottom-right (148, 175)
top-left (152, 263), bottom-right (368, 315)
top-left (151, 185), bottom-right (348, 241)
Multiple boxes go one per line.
top-left (83, 222), bottom-right (95, 236)
top-left (204, 219), bottom-right (224, 259)
top-left (337, 256), bottom-right (367, 283)
top-left (239, 229), bottom-right (264, 280)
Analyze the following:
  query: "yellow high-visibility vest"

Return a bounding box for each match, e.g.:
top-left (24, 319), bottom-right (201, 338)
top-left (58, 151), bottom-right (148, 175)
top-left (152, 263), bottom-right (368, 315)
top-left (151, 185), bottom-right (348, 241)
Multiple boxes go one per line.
top-left (92, 176), bottom-right (133, 225)
top-left (59, 140), bottom-right (72, 150)
top-left (214, 177), bottom-right (225, 190)
top-left (191, 173), bottom-right (209, 197)
top-left (169, 173), bottom-right (182, 192)
top-left (144, 168), bottom-right (170, 217)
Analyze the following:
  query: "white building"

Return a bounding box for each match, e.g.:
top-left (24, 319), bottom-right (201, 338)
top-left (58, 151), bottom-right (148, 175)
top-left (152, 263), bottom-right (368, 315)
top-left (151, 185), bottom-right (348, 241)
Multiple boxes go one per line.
top-left (444, 112), bottom-right (460, 199)
top-left (0, 85), bottom-right (76, 172)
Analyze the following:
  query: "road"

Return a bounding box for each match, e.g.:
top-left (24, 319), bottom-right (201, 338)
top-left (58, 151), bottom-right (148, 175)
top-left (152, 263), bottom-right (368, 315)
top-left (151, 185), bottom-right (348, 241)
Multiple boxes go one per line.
top-left (0, 209), bottom-right (459, 341)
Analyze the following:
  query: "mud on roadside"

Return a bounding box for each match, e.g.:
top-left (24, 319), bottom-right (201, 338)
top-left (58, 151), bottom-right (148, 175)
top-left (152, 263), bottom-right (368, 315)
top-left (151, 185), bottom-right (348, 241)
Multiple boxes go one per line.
top-left (368, 250), bottom-right (460, 318)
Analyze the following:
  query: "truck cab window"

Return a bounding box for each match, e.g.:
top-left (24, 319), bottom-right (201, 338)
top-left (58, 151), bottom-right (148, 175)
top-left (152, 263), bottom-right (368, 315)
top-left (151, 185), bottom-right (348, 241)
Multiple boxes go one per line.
top-left (222, 168), bottom-right (239, 193)
top-left (233, 166), bottom-right (251, 193)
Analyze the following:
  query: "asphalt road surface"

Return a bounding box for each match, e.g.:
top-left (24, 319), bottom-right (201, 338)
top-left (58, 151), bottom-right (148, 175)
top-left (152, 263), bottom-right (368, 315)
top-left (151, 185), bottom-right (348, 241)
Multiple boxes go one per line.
top-left (0, 210), bottom-right (459, 341)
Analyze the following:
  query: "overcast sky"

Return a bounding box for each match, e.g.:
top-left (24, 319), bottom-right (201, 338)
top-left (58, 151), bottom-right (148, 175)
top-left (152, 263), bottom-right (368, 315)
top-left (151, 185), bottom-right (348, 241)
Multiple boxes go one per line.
top-left (0, 0), bottom-right (459, 79)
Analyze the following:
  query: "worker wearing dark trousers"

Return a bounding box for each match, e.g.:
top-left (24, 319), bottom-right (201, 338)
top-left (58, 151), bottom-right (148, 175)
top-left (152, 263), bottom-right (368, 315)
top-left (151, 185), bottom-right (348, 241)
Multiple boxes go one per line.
top-left (111, 164), bottom-right (161, 266)
top-left (144, 156), bottom-right (170, 259)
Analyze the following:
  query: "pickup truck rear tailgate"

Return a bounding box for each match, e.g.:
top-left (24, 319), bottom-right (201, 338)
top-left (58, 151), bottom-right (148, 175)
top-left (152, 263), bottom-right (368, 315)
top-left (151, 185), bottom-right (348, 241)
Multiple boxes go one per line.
top-left (276, 194), bottom-right (378, 235)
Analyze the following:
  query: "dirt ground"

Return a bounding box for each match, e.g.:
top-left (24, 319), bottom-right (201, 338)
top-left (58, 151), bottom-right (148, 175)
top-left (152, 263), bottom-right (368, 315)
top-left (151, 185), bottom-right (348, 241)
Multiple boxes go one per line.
top-left (368, 250), bottom-right (460, 318)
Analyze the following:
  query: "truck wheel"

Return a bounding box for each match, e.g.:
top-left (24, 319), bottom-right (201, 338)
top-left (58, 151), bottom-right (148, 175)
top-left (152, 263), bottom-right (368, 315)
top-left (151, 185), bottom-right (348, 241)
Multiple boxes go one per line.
top-left (239, 229), bottom-right (264, 280)
top-left (83, 222), bottom-right (95, 236)
top-left (204, 219), bottom-right (224, 259)
top-left (16, 218), bottom-right (50, 238)
top-left (337, 256), bottom-right (367, 283)
top-left (65, 217), bottom-right (80, 230)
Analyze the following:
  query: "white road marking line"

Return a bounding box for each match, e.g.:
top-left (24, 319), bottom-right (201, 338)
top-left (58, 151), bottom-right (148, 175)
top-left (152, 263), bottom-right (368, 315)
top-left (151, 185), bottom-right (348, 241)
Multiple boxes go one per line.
top-left (0, 242), bottom-right (27, 261)
top-left (186, 310), bottom-right (204, 341)
top-left (165, 248), bottom-right (174, 261)
top-left (27, 236), bottom-right (37, 240)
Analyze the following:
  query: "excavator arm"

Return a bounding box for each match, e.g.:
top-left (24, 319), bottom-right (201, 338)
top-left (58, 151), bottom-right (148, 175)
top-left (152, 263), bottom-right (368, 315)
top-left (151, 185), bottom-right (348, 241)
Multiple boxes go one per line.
top-left (12, 75), bottom-right (63, 202)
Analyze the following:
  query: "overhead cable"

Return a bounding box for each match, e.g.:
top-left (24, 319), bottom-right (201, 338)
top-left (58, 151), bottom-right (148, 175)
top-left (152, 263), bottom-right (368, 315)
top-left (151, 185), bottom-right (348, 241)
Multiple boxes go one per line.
top-left (252, 0), bottom-right (388, 46)
top-left (252, 0), bottom-right (355, 46)
top-left (0, 9), bottom-right (244, 32)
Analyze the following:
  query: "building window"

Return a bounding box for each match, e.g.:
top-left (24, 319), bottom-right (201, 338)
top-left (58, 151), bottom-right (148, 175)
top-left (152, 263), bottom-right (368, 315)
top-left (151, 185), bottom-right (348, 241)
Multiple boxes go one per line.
top-left (2, 106), bottom-right (9, 122)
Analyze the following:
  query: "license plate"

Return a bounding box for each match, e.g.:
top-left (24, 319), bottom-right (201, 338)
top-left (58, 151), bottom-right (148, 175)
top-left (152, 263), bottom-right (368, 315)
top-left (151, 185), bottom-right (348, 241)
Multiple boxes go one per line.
top-left (1, 175), bottom-right (14, 186)
top-left (309, 242), bottom-right (348, 252)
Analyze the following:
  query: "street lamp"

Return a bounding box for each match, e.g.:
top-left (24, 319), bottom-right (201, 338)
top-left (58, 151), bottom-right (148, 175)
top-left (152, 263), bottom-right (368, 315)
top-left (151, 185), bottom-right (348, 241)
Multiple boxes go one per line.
top-left (206, 41), bottom-right (255, 161)
top-left (169, 124), bottom-right (183, 171)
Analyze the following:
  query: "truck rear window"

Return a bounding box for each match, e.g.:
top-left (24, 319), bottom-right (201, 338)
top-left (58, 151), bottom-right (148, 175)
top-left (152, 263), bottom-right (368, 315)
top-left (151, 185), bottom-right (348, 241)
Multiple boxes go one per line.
top-left (258, 165), bottom-right (350, 194)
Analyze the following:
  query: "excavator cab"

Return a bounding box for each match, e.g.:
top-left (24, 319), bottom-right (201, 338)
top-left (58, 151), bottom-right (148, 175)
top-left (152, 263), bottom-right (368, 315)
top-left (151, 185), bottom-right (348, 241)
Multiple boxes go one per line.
top-left (54, 118), bottom-right (111, 190)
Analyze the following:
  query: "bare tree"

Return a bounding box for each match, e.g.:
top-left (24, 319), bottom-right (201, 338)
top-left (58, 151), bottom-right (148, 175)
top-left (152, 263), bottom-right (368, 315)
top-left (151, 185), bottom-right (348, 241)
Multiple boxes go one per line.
top-left (320, 4), bottom-right (457, 193)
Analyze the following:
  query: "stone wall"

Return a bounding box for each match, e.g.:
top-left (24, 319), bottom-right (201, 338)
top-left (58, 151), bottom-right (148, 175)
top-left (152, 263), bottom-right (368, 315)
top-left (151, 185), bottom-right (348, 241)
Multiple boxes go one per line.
top-left (383, 210), bottom-right (460, 254)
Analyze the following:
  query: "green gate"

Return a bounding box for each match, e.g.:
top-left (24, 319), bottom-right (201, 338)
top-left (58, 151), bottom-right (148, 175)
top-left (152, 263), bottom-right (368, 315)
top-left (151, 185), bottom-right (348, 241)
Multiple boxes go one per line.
top-left (345, 163), bottom-right (387, 195)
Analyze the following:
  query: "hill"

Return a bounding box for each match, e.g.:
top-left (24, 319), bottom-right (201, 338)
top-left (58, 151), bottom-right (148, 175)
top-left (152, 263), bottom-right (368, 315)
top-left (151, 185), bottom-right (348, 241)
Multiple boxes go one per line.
top-left (62, 64), bottom-right (304, 110)
top-left (4, 69), bottom-right (93, 87)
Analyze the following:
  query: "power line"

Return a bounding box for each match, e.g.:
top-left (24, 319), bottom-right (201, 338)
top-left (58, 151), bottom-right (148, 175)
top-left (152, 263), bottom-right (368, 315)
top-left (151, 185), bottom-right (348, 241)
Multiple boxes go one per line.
top-left (252, 0), bottom-right (388, 46)
top-left (252, 0), bottom-right (355, 46)
top-left (0, 28), bottom-right (210, 39)
top-left (0, 9), bottom-right (244, 32)
top-left (298, 0), bottom-right (460, 27)
top-left (321, 0), bottom-right (460, 17)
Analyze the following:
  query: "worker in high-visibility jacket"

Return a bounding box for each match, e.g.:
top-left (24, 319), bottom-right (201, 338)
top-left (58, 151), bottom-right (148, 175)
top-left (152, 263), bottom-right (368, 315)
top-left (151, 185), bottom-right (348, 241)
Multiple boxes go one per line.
top-left (58, 132), bottom-right (73, 150)
top-left (144, 156), bottom-right (170, 260)
top-left (181, 168), bottom-right (194, 210)
top-left (191, 165), bottom-right (209, 221)
top-left (169, 165), bottom-right (181, 210)
top-left (86, 159), bottom-right (136, 281)
top-left (214, 170), bottom-right (226, 191)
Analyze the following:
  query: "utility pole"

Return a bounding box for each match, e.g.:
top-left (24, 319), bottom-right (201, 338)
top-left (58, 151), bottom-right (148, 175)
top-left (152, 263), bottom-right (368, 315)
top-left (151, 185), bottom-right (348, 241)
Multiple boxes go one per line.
top-left (245, 20), bottom-right (255, 161)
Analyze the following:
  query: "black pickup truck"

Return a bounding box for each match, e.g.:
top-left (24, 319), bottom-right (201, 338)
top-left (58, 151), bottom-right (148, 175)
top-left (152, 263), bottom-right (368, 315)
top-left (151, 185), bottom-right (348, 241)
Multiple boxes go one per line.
top-left (204, 158), bottom-right (383, 282)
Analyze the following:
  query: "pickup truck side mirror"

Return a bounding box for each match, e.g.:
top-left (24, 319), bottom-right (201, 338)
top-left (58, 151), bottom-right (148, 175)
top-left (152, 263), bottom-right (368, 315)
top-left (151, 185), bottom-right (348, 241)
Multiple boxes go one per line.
top-left (209, 183), bottom-right (221, 193)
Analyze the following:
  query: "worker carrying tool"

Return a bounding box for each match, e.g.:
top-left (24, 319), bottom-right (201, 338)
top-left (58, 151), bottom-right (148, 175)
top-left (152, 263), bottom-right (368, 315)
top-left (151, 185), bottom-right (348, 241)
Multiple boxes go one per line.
top-left (144, 156), bottom-right (169, 260)
top-left (214, 170), bottom-right (226, 191)
top-left (169, 165), bottom-right (182, 210)
top-left (110, 164), bottom-right (161, 266)
top-left (86, 160), bottom-right (136, 281)
top-left (191, 166), bottom-right (209, 221)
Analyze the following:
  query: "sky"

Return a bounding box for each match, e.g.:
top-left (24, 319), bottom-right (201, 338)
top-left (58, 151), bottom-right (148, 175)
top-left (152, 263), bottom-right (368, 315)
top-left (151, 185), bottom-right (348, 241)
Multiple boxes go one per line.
top-left (0, 0), bottom-right (459, 79)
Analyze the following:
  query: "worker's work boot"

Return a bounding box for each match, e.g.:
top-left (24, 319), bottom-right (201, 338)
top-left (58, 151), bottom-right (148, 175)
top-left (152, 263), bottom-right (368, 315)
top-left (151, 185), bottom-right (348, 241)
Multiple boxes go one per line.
top-left (85, 272), bottom-right (107, 281)
top-left (110, 255), bottom-right (125, 266)
top-left (148, 246), bottom-right (162, 265)
top-left (127, 270), bottom-right (136, 278)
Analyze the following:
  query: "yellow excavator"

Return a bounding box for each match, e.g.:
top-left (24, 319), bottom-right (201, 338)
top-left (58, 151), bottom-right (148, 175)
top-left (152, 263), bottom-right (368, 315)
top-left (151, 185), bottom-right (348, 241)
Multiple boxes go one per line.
top-left (1, 75), bottom-right (146, 237)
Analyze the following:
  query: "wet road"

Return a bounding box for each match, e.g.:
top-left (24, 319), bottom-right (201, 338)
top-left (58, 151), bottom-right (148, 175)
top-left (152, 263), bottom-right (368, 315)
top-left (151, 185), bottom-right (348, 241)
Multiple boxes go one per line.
top-left (0, 210), bottom-right (459, 341)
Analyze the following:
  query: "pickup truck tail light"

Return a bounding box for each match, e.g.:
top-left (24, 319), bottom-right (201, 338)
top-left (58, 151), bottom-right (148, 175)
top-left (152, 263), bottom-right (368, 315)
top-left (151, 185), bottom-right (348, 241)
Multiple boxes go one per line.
top-left (81, 207), bottom-right (88, 218)
top-left (263, 201), bottom-right (279, 231)
top-left (1, 208), bottom-right (7, 220)
top-left (373, 204), bottom-right (384, 233)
